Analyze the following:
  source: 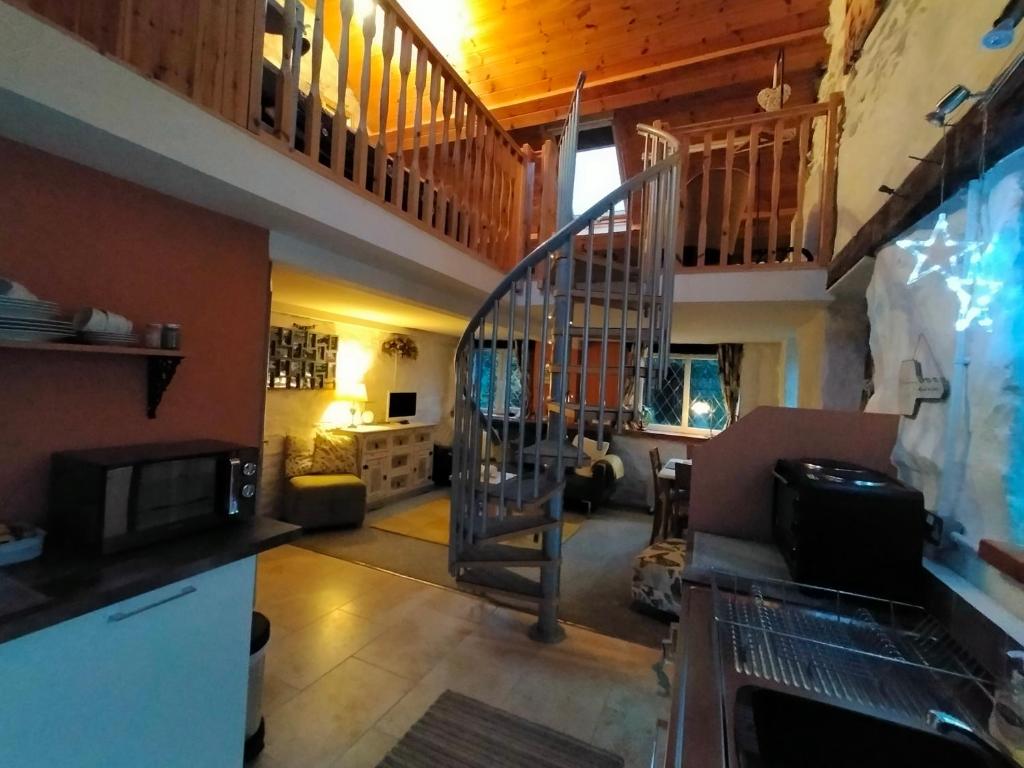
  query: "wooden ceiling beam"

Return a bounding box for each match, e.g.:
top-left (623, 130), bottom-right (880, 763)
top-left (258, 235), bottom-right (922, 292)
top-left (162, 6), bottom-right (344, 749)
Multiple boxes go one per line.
top-left (467, 12), bottom-right (826, 104)
top-left (494, 33), bottom-right (828, 130)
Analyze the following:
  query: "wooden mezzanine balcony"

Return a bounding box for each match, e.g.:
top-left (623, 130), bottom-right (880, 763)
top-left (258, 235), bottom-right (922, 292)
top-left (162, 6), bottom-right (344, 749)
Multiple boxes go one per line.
top-left (7, 0), bottom-right (539, 272)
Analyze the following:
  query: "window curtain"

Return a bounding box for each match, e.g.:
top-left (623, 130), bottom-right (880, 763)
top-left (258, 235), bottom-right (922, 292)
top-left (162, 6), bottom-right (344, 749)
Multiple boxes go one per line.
top-left (717, 344), bottom-right (744, 425)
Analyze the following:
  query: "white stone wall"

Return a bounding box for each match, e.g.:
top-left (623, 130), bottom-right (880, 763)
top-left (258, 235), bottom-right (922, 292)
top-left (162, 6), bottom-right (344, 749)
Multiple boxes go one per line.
top-left (804, 0), bottom-right (1024, 254)
top-left (866, 149), bottom-right (1024, 547)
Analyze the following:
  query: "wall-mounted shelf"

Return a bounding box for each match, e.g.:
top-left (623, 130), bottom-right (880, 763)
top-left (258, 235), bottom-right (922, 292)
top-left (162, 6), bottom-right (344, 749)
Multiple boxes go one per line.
top-left (0, 340), bottom-right (185, 419)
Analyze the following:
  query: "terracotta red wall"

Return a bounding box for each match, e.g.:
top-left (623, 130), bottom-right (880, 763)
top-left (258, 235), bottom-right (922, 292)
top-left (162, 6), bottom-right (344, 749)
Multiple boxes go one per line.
top-left (0, 138), bottom-right (270, 525)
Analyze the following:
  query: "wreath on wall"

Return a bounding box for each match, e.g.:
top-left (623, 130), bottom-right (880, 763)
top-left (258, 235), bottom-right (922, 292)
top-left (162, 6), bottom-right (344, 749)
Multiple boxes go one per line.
top-left (381, 334), bottom-right (418, 360)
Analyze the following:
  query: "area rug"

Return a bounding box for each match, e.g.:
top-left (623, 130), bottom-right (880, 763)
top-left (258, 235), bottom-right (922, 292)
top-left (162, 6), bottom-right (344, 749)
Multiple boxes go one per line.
top-left (376, 690), bottom-right (624, 768)
top-left (370, 497), bottom-right (583, 546)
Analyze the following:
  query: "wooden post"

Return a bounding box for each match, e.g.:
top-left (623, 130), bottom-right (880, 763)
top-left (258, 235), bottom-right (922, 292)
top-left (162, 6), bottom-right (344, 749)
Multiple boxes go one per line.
top-left (792, 115), bottom-right (811, 261)
top-left (274, 0), bottom-right (299, 147)
top-left (374, 9), bottom-right (397, 198)
top-left (304, 0), bottom-right (326, 163)
top-left (331, 0), bottom-right (355, 179)
top-left (719, 128), bottom-right (736, 262)
top-left (696, 130), bottom-right (713, 265)
top-left (392, 26), bottom-right (413, 207)
top-left (743, 124), bottom-right (762, 265)
top-left (769, 118), bottom-right (785, 263)
top-left (354, 3), bottom-right (377, 190)
top-left (818, 92), bottom-right (843, 264)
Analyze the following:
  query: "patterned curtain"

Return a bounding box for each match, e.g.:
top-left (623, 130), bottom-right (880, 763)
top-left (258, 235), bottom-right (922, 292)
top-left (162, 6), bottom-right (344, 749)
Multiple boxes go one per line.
top-left (717, 344), bottom-right (744, 425)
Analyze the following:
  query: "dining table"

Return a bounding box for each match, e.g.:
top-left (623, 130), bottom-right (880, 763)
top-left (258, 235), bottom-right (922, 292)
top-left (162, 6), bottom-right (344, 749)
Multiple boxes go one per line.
top-left (658, 457), bottom-right (693, 481)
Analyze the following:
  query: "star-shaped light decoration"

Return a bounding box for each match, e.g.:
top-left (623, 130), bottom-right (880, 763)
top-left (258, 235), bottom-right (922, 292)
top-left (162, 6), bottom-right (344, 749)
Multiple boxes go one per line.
top-left (895, 212), bottom-right (1004, 332)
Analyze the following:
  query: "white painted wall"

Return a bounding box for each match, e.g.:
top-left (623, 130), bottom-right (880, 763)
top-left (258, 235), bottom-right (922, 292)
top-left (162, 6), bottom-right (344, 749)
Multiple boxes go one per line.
top-left (739, 344), bottom-right (783, 418)
top-left (807, 0), bottom-right (1024, 255)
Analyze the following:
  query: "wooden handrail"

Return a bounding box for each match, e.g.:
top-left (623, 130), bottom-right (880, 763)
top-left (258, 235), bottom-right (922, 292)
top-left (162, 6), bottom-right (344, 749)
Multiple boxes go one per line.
top-left (658, 94), bottom-right (843, 269)
top-left (4, 0), bottom-right (535, 272)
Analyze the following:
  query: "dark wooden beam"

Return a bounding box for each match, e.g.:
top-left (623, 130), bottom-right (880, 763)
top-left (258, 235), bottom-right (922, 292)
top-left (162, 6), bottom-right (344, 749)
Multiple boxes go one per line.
top-left (829, 55), bottom-right (1024, 287)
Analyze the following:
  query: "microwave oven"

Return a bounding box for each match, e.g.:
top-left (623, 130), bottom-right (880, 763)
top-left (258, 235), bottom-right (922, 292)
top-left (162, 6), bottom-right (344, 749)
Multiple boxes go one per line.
top-left (50, 440), bottom-right (259, 555)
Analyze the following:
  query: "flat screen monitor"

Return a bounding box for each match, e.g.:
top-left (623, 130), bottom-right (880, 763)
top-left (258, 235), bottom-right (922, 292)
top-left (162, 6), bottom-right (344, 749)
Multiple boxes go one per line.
top-left (387, 391), bottom-right (417, 421)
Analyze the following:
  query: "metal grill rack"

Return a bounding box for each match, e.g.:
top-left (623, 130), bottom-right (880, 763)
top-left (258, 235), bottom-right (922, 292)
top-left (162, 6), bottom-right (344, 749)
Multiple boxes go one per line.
top-left (711, 571), bottom-right (994, 729)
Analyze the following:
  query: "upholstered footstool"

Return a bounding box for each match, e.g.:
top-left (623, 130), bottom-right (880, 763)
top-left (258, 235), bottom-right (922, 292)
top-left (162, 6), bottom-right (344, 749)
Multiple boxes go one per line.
top-left (631, 538), bottom-right (688, 616)
top-left (285, 474), bottom-right (367, 529)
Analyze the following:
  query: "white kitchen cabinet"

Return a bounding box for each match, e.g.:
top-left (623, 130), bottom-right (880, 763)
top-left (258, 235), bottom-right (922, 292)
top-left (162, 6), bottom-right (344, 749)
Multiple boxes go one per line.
top-left (0, 557), bottom-right (255, 768)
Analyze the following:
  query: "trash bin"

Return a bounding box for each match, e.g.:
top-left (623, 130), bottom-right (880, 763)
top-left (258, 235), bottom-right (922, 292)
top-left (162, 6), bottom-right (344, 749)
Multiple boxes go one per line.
top-left (244, 611), bottom-right (271, 762)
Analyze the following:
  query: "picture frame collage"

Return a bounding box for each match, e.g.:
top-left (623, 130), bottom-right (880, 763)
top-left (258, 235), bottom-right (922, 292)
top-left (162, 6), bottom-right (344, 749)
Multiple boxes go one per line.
top-left (267, 325), bottom-right (338, 390)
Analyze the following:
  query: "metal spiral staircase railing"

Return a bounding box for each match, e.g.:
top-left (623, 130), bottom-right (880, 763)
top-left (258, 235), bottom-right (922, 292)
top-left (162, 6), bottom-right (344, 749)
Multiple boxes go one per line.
top-left (449, 76), bottom-right (681, 642)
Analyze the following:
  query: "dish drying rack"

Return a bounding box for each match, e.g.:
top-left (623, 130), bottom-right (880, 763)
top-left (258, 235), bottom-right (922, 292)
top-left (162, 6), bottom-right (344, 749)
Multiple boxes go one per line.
top-left (711, 571), bottom-right (994, 731)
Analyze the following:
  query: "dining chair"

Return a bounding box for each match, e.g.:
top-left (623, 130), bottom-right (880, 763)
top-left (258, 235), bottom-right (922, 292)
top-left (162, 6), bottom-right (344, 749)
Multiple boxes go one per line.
top-left (669, 461), bottom-right (692, 538)
top-left (648, 448), bottom-right (666, 544)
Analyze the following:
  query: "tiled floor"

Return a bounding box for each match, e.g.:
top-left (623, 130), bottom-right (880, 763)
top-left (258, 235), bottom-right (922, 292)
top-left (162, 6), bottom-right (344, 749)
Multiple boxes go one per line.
top-left (252, 545), bottom-right (669, 768)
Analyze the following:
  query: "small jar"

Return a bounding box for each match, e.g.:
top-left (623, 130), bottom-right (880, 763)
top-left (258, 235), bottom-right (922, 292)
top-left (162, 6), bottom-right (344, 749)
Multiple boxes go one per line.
top-left (144, 323), bottom-right (163, 349)
top-left (161, 323), bottom-right (181, 350)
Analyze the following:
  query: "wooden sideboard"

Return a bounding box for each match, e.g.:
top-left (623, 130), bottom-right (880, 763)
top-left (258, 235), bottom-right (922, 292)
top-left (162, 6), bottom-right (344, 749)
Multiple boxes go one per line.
top-left (337, 423), bottom-right (438, 508)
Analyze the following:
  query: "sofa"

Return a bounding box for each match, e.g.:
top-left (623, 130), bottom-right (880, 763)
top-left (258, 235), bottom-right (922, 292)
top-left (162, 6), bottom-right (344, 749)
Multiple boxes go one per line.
top-left (281, 432), bottom-right (366, 530)
top-left (563, 431), bottom-right (625, 513)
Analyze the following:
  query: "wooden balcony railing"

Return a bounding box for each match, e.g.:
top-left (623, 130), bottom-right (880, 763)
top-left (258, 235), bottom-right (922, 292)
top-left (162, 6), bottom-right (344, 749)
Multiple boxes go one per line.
top-left (659, 94), bottom-right (843, 270)
top-left (8, 0), bottom-right (536, 271)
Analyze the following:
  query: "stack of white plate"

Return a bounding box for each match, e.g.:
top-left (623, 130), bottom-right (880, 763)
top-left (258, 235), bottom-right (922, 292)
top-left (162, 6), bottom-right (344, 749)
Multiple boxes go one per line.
top-left (81, 330), bottom-right (139, 346)
top-left (0, 297), bottom-right (73, 342)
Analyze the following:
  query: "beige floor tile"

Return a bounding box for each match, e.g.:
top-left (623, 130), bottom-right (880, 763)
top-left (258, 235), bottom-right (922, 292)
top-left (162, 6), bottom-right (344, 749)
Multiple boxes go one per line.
top-left (354, 604), bottom-right (478, 682)
top-left (261, 670), bottom-right (302, 715)
top-left (263, 657), bottom-right (414, 768)
top-left (337, 576), bottom-right (429, 623)
top-left (329, 727), bottom-right (399, 768)
top-left (265, 608), bottom-right (388, 689)
top-left (591, 686), bottom-right (669, 768)
top-left (418, 586), bottom-right (496, 624)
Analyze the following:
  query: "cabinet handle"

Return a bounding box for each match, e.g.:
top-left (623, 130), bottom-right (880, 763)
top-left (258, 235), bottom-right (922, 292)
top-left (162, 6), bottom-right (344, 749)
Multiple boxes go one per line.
top-left (108, 586), bottom-right (197, 622)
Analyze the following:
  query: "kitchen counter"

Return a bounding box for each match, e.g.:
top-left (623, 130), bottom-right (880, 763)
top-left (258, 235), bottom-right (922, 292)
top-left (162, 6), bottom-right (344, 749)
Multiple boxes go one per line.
top-left (0, 516), bottom-right (300, 645)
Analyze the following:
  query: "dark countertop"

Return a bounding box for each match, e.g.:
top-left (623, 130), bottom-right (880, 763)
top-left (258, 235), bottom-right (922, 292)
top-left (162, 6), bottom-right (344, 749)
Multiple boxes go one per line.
top-left (0, 517), bottom-right (301, 645)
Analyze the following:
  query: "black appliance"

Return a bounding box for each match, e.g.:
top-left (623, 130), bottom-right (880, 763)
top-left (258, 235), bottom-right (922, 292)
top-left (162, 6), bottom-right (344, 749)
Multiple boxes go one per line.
top-left (50, 440), bottom-right (259, 555)
top-left (773, 458), bottom-right (926, 602)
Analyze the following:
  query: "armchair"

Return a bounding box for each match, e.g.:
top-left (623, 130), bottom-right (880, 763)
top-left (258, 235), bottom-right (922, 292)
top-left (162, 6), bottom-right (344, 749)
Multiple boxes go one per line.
top-left (563, 431), bottom-right (624, 513)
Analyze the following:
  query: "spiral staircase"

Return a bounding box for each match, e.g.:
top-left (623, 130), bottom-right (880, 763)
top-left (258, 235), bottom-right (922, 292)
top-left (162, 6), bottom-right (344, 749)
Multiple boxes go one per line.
top-left (448, 75), bottom-right (682, 642)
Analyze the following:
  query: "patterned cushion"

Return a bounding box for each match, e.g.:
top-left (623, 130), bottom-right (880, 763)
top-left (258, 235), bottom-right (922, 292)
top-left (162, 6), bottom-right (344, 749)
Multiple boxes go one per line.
top-left (311, 431), bottom-right (358, 475)
top-left (632, 538), bottom-right (688, 615)
top-left (284, 434), bottom-right (315, 479)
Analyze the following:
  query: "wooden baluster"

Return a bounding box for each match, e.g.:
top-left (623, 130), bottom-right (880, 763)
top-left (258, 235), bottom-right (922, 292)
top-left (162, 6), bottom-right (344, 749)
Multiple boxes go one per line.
top-left (459, 104), bottom-right (476, 245)
top-left (471, 109), bottom-right (487, 250)
top-left (246, 0), bottom-right (266, 133)
top-left (769, 118), bottom-right (785, 263)
top-left (424, 62), bottom-right (442, 230)
top-left (452, 91), bottom-right (467, 239)
top-left (696, 130), bottom-right (712, 266)
top-left (354, 3), bottom-right (377, 190)
top-left (374, 9), bottom-right (397, 199)
top-left (392, 27), bottom-right (413, 207)
top-left (118, 0), bottom-right (135, 61)
top-left (274, 0), bottom-right (299, 147)
top-left (331, 0), bottom-right (355, 179)
top-left (818, 93), bottom-right (843, 264)
top-left (439, 79), bottom-right (455, 235)
top-left (743, 124), bottom-right (762, 265)
top-left (793, 115), bottom-right (811, 262)
top-left (719, 128), bottom-right (736, 264)
top-left (476, 122), bottom-right (493, 254)
top-left (409, 45), bottom-right (428, 221)
top-left (487, 132), bottom-right (503, 261)
top-left (304, 0), bottom-right (326, 163)
top-left (676, 134), bottom-right (691, 266)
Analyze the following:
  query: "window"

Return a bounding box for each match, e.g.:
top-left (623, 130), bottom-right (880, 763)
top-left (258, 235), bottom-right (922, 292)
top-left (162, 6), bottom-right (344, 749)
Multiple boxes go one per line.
top-left (572, 145), bottom-right (625, 216)
top-left (472, 347), bottom-right (523, 415)
top-left (646, 354), bottom-right (729, 435)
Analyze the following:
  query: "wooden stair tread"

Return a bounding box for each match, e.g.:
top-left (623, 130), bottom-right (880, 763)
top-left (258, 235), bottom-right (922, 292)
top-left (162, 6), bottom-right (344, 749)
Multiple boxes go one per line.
top-left (493, 476), bottom-right (565, 507)
top-left (474, 513), bottom-right (560, 542)
top-left (458, 567), bottom-right (544, 601)
top-left (456, 543), bottom-right (556, 567)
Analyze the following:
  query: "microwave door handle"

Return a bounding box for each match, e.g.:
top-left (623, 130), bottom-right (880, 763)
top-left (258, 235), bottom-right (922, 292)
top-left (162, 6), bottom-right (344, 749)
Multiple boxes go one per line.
top-left (226, 457), bottom-right (241, 515)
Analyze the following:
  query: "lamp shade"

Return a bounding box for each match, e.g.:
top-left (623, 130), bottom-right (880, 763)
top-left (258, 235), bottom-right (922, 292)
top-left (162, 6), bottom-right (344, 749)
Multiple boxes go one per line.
top-left (337, 381), bottom-right (368, 402)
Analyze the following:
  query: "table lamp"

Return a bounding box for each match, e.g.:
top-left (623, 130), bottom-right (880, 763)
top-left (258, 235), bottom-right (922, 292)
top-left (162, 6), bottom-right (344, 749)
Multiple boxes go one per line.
top-left (336, 381), bottom-right (369, 427)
